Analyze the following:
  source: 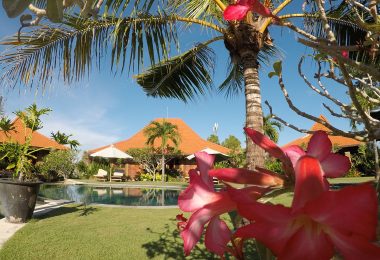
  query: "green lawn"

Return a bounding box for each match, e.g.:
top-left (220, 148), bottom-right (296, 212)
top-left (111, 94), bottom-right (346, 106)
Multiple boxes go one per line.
top-left (0, 205), bottom-right (222, 260)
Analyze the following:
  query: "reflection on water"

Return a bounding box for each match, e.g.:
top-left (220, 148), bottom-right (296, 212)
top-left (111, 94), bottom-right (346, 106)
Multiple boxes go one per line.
top-left (39, 184), bottom-right (182, 206)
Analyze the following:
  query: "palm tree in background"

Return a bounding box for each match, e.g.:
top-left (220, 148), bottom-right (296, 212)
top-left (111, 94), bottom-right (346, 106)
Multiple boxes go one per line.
top-left (0, 0), bottom-right (373, 170)
top-left (51, 131), bottom-right (80, 150)
top-left (263, 114), bottom-right (282, 143)
top-left (144, 120), bottom-right (180, 182)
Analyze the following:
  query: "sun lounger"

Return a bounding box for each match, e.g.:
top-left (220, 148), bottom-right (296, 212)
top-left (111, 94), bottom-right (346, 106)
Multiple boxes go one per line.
top-left (94, 169), bottom-right (108, 181)
top-left (111, 171), bottom-right (124, 182)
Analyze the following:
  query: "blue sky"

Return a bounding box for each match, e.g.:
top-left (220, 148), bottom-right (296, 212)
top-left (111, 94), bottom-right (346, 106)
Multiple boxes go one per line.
top-left (0, 5), bottom-right (353, 152)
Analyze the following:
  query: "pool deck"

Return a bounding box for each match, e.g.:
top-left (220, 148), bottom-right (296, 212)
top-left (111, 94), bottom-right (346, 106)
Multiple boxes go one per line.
top-left (0, 200), bottom-right (72, 249)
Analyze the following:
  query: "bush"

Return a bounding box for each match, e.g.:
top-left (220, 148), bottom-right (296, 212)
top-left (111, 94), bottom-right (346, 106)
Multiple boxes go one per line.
top-left (264, 158), bottom-right (284, 174)
top-left (38, 150), bottom-right (76, 181)
top-left (76, 161), bottom-right (109, 179)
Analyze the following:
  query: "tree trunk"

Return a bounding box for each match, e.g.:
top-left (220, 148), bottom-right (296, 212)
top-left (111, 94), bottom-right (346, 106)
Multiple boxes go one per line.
top-left (241, 50), bottom-right (265, 170)
top-left (374, 140), bottom-right (379, 181)
top-left (161, 154), bottom-right (165, 183)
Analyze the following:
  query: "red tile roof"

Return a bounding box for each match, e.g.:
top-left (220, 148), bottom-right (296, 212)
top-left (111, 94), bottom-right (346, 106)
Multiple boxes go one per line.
top-left (88, 118), bottom-right (230, 155)
top-left (283, 115), bottom-right (363, 149)
top-left (0, 117), bottom-right (67, 150)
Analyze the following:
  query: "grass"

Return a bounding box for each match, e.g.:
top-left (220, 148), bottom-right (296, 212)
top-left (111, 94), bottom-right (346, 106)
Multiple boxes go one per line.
top-left (0, 205), bottom-right (222, 260)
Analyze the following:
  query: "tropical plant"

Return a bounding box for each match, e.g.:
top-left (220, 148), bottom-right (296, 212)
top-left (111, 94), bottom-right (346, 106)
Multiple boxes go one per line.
top-left (127, 147), bottom-right (162, 181)
top-left (222, 135), bottom-right (242, 152)
top-left (1, 0), bottom-right (373, 170)
top-left (144, 120), bottom-right (181, 182)
top-left (51, 130), bottom-right (80, 150)
top-left (38, 150), bottom-right (77, 180)
top-left (207, 134), bottom-right (220, 144)
top-left (263, 113), bottom-right (282, 143)
top-left (0, 103), bottom-right (51, 181)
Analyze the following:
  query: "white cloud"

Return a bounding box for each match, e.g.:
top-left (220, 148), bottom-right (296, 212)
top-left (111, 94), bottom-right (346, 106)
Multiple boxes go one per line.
top-left (40, 113), bottom-right (121, 152)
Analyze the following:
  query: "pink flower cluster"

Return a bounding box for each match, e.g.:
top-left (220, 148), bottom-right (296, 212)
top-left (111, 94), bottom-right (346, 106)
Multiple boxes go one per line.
top-left (177, 128), bottom-right (380, 259)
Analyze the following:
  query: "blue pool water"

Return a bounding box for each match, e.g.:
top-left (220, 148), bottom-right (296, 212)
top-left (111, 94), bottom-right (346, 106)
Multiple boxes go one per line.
top-left (39, 184), bottom-right (182, 206)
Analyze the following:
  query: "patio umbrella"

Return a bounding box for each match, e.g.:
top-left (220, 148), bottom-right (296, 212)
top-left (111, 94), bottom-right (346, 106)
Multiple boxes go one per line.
top-left (186, 147), bottom-right (229, 162)
top-left (90, 145), bottom-right (133, 182)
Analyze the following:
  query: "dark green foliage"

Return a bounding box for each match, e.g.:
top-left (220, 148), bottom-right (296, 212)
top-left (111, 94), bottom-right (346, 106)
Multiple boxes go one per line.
top-left (76, 160), bottom-right (109, 179)
top-left (348, 143), bottom-right (378, 177)
top-left (222, 135), bottom-right (242, 151)
top-left (37, 150), bottom-right (76, 180)
top-left (264, 158), bottom-right (284, 175)
top-left (207, 134), bottom-right (220, 144)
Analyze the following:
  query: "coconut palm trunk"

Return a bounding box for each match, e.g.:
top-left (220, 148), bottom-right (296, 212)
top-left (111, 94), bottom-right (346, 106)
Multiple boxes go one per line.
top-left (161, 152), bottom-right (166, 183)
top-left (242, 52), bottom-right (265, 170)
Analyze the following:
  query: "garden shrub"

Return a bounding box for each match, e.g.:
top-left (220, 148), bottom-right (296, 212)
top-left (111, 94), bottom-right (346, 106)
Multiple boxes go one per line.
top-left (38, 150), bottom-right (77, 181)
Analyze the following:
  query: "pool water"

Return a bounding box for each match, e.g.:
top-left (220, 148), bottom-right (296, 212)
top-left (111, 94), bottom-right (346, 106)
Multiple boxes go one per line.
top-left (39, 184), bottom-right (182, 206)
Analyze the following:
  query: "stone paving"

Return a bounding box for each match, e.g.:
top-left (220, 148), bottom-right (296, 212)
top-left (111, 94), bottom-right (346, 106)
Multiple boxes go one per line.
top-left (0, 200), bottom-right (71, 249)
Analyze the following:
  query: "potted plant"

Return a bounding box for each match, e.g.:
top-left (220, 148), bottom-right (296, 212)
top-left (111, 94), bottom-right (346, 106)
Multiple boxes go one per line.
top-left (0, 104), bottom-right (51, 223)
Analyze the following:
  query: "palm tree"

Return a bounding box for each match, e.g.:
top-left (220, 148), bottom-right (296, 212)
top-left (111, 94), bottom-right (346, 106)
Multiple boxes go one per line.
top-left (144, 120), bottom-right (180, 182)
top-left (263, 114), bottom-right (282, 143)
top-left (51, 131), bottom-right (80, 150)
top-left (0, 0), bottom-right (368, 169)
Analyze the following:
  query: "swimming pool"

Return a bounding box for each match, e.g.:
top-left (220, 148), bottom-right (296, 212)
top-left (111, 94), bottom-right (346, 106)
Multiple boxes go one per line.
top-left (39, 184), bottom-right (182, 207)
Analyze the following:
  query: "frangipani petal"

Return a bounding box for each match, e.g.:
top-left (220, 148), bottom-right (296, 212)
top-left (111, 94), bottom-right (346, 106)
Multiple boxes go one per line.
top-left (280, 228), bottom-right (334, 260)
top-left (181, 207), bottom-right (214, 256)
top-left (205, 217), bottom-right (232, 256)
top-left (209, 168), bottom-right (284, 187)
top-left (251, 0), bottom-right (275, 18)
top-left (178, 170), bottom-right (217, 212)
top-left (292, 156), bottom-right (327, 212)
top-left (282, 145), bottom-right (305, 167)
top-left (235, 219), bottom-right (295, 256)
top-left (195, 152), bottom-right (215, 190)
top-left (223, 4), bottom-right (251, 20)
top-left (305, 183), bottom-right (378, 240)
top-left (307, 131), bottom-right (332, 161)
top-left (227, 185), bottom-right (270, 205)
top-left (329, 231), bottom-right (380, 260)
top-left (244, 128), bottom-right (286, 160)
top-left (321, 153), bottom-right (351, 178)
top-left (181, 199), bottom-right (236, 256)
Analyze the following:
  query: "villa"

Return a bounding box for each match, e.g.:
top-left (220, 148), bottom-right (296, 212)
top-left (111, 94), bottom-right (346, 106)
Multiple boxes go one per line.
top-left (88, 118), bottom-right (230, 179)
top-left (283, 115), bottom-right (363, 155)
top-left (0, 116), bottom-right (67, 161)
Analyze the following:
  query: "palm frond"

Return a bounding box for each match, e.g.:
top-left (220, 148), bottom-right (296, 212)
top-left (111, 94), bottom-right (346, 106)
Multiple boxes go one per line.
top-left (166, 0), bottom-right (224, 27)
top-left (0, 13), bottom-right (179, 89)
top-left (218, 42), bottom-right (282, 98)
top-left (135, 37), bottom-right (221, 102)
top-left (218, 62), bottom-right (244, 98)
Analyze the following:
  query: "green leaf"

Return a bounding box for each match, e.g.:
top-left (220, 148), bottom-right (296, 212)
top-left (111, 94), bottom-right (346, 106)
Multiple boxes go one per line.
top-left (2, 0), bottom-right (32, 18)
top-left (268, 72), bottom-right (277, 78)
top-left (268, 61), bottom-right (282, 78)
top-left (47, 0), bottom-right (63, 23)
top-left (273, 60), bottom-right (282, 75)
top-left (6, 163), bottom-right (15, 170)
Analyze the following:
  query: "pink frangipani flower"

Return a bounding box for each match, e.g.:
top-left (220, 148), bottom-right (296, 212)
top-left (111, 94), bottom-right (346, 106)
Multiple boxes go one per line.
top-left (244, 128), bottom-right (351, 182)
top-left (224, 0), bottom-right (277, 21)
top-left (231, 155), bottom-right (380, 259)
top-left (284, 130), bottom-right (351, 178)
top-left (177, 152), bottom-right (267, 256)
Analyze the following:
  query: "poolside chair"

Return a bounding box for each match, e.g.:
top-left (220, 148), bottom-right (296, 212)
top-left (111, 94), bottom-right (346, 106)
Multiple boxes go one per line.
top-left (94, 169), bottom-right (108, 182)
top-left (111, 170), bottom-right (124, 182)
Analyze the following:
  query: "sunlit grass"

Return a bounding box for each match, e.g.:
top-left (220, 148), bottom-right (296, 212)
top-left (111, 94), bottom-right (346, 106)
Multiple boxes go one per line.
top-left (0, 205), bottom-right (220, 259)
